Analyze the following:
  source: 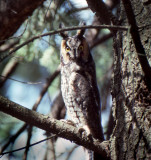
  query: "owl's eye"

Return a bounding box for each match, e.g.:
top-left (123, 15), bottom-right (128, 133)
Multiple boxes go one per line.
top-left (65, 46), bottom-right (71, 52)
top-left (78, 45), bottom-right (83, 51)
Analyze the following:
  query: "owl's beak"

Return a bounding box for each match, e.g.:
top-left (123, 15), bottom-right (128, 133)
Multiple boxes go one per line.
top-left (74, 49), bottom-right (80, 59)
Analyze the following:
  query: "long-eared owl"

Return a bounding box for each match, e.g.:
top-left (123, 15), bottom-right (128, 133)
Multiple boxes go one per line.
top-left (60, 23), bottom-right (104, 160)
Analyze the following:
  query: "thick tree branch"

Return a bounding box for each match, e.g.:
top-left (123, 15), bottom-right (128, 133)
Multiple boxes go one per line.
top-left (122, 0), bottom-right (151, 88)
top-left (0, 0), bottom-right (46, 42)
top-left (86, 0), bottom-right (118, 24)
top-left (0, 95), bottom-right (110, 159)
top-left (0, 24), bottom-right (128, 62)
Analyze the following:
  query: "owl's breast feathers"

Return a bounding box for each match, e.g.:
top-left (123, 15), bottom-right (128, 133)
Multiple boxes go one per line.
top-left (60, 26), bottom-right (104, 160)
top-left (61, 63), bottom-right (104, 141)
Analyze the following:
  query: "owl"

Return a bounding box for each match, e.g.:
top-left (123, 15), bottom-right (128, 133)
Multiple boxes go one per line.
top-left (60, 23), bottom-right (104, 160)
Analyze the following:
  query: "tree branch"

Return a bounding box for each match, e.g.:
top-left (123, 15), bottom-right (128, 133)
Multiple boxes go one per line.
top-left (0, 59), bottom-right (19, 87)
top-left (0, 95), bottom-right (110, 159)
top-left (0, 24), bottom-right (128, 62)
top-left (32, 66), bottom-right (60, 110)
top-left (1, 136), bottom-right (55, 156)
top-left (23, 67), bottom-right (60, 159)
top-left (23, 125), bottom-right (32, 160)
top-left (0, 0), bottom-right (46, 42)
top-left (0, 39), bottom-right (19, 52)
top-left (0, 67), bottom-right (60, 156)
top-left (86, 0), bottom-right (118, 24)
top-left (90, 33), bottom-right (113, 49)
top-left (0, 123), bottom-right (27, 153)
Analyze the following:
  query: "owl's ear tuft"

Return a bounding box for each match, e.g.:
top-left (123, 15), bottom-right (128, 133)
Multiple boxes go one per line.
top-left (59, 23), bottom-right (68, 39)
top-left (77, 22), bottom-right (86, 38)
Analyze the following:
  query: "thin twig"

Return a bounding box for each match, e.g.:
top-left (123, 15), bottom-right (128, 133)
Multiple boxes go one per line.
top-left (15, 19), bottom-right (29, 39)
top-left (0, 124), bottom-right (27, 154)
top-left (0, 25), bottom-right (129, 62)
top-left (0, 136), bottom-right (56, 157)
top-left (23, 126), bottom-right (33, 160)
top-left (65, 145), bottom-right (78, 160)
top-left (0, 40), bottom-right (19, 53)
top-left (0, 59), bottom-right (19, 87)
top-left (90, 33), bottom-right (113, 49)
top-left (0, 75), bottom-right (42, 85)
top-left (32, 66), bottom-right (60, 111)
top-left (44, 0), bottom-right (53, 22)
top-left (68, 7), bottom-right (89, 14)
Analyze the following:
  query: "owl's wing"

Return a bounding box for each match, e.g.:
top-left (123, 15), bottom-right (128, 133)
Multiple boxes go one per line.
top-left (84, 57), bottom-right (104, 141)
top-left (88, 58), bottom-right (101, 113)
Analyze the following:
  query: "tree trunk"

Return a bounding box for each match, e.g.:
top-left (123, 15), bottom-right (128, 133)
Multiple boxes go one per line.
top-left (110, 0), bottom-right (151, 159)
top-left (0, 0), bottom-right (45, 42)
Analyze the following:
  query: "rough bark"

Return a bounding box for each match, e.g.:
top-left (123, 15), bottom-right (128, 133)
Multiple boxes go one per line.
top-left (0, 0), bottom-right (46, 42)
top-left (0, 95), bottom-right (110, 159)
top-left (110, 0), bottom-right (151, 159)
top-left (85, 0), bottom-right (117, 24)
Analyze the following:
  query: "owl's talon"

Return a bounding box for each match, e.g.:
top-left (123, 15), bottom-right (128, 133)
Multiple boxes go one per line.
top-left (78, 127), bottom-right (86, 134)
top-left (87, 133), bottom-right (93, 141)
top-left (78, 126), bottom-right (92, 139)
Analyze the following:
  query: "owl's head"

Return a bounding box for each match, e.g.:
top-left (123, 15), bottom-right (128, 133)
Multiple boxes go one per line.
top-left (60, 23), bottom-right (89, 65)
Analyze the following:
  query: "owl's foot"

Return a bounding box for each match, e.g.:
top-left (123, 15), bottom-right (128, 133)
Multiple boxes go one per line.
top-left (78, 125), bottom-right (92, 139)
top-left (60, 119), bottom-right (76, 127)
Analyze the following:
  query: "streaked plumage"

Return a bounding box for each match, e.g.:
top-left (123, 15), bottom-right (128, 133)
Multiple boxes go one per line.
top-left (60, 23), bottom-right (104, 160)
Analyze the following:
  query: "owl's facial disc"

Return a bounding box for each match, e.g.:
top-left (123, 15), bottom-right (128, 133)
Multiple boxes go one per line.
top-left (61, 36), bottom-right (89, 65)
